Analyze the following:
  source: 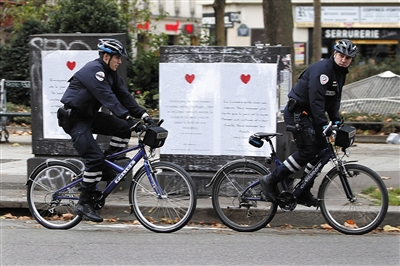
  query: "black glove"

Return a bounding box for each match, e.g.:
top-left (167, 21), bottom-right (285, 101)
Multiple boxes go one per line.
top-left (143, 116), bottom-right (157, 127)
top-left (126, 117), bottom-right (144, 132)
top-left (322, 124), bottom-right (333, 137)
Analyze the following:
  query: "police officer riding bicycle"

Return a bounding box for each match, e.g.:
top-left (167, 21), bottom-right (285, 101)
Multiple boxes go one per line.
top-left (58, 38), bottom-right (157, 222)
top-left (259, 39), bottom-right (358, 206)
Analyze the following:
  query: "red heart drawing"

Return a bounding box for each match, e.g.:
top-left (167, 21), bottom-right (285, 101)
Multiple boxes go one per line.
top-left (185, 74), bottom-right (195, 84)
top-left (66, 61), bottom-right (76, 71)
top-left (241, 74), bottom-right (251, 84)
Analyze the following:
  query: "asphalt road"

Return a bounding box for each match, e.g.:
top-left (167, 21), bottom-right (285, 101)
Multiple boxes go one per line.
top-left (1, 218), bottom-right (399, 266)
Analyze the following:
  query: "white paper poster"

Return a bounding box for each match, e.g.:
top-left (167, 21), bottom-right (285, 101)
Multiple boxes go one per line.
top-left (41, 50), bottom-right (98, 139)
top-left (160, 63), bottom-right (277, 156)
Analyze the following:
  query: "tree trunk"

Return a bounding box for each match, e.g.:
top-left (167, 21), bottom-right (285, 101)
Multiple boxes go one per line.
top-left (312, 0), bottom-right (322, 62)
top-left (213, 0), bottom-right (226, 46)
top-left (262, 0), bottom-right (295, 84)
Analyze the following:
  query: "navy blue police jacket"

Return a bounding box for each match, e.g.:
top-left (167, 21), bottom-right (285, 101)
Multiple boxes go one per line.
top-left (288, 55), bottom-right (349, 127)
top-left (61, 58), bottom-right (145, 119)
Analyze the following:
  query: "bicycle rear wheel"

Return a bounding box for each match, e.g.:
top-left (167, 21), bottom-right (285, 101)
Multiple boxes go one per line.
top-left (129, 161), bottom-right (197, 233)
top-left (318, 164), bottom-right (389, 235)
top-left (211, 159), bottom-right (277, 232)
top-left (27, 160), bottom-right (83, 229)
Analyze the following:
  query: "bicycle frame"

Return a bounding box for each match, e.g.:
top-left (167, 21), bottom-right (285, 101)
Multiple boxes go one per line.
top-left (241, 134), bottom-right (355, 204)
top-left (52, 139), bottom-right (164, 203)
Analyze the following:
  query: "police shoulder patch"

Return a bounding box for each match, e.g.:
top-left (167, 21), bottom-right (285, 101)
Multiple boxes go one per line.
top-left (95, 71), bottom-right (105, 81)
top-left (320, 74), bottom-right (329, 85)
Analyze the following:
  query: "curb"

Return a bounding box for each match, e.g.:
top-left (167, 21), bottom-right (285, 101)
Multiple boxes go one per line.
top-left (1, 189), bottom-right (399, 228)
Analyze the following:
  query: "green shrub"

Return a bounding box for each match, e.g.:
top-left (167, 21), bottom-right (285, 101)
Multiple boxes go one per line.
top-left (341, 112), bottom-right (400, 135)
top-left (4, 102), bottom-right (31, 124)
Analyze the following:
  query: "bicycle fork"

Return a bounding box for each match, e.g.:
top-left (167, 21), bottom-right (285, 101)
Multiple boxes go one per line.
top-left (143, 161), bottom-right (167, 199)
top-left (336, 162), bottom-right (356, 202)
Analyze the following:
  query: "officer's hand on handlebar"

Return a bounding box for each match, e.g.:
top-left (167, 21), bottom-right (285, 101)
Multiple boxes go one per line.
top-left (143, 116), bottom-right (157, 127)
top-left (126, 116), bottom-right (145, 132)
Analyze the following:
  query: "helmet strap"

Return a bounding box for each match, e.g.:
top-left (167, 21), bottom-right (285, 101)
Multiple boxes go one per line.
top-left (107, 54), bottom-right (113, 67)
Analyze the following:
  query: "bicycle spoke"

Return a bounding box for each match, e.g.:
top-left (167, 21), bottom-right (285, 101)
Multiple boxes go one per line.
top-left (130, 161), bottom-right (196, 233)
top-left (211, 159), bottom-right (277, 232)
top-left (319, 164), bottom-right (388, 235)
top-left (27, 161), bottom-right (82, 229)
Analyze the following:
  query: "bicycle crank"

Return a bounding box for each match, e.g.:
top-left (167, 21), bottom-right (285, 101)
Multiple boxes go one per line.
top-left (277, 191), bottom-right (297, 211)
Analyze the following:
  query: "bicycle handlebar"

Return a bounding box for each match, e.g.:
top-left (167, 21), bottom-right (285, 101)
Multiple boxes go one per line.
top-left (130, 118), bottom-right (164, 133)
top-left (322, 121), bottom-right (340, 138)
top-left (322, 121), bottom-right (333, 137)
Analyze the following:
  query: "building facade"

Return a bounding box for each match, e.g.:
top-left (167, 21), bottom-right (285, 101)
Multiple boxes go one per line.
top-left (1, 0), bottom-right (399, 64)
top-left (145, 0), bottom-right (399, 64)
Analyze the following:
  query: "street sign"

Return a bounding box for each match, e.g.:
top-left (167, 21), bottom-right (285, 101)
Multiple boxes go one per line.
top-left (202, 12), bottom-right (241, 28)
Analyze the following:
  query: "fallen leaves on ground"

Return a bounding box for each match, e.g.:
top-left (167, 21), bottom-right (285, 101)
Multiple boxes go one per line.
top-left (383, 225), bottom-right (400, 232)
top-left (320, 223), bottom-right (333, 230)
top-left (1, 213), bottom-right (400, 234)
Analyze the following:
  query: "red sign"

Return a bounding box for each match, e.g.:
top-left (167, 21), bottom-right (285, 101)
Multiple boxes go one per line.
top-left (184, 24), bottom-right (194, 35)
top-left (137, 21), bottom-right (150, 31)
top-left (165, 21), bottom-right (180, 32)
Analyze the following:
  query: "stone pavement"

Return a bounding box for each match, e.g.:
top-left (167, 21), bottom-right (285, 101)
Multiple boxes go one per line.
top-left (1, 134), bottom-right (399, 227)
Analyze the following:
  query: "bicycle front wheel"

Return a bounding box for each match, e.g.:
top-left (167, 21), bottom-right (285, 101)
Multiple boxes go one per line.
top-left (129, 161), bottom-right (197, 233)
top-left (27, 160), bottom-right (83, 229)
top-left (211, 159), bottom-right (277, 232)
top-left (318, 164), bottom-right (389, 235)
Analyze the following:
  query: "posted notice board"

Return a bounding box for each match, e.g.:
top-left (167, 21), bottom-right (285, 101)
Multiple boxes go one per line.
top-left (41, 50), bottom-right (98, 139)
top-left (159, 63), bottom-right (278, 156)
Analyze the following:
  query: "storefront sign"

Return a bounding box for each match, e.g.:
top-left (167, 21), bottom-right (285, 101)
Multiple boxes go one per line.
top-left (295, 6), bottom-right (399, 23)
top-left (323, 29), bottom-right (399, 39)
top-left (165, 21), bottom-right (180, 32)
top-left (360, 6), bottom-right (400, 23)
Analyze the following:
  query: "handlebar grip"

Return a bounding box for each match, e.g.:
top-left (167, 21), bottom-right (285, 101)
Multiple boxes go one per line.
top-left (157, 119), bottom-right (164, 126)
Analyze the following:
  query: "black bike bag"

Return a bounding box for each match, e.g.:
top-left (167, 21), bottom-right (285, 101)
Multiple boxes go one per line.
top-left (143, 126), bottom-right (168, 148)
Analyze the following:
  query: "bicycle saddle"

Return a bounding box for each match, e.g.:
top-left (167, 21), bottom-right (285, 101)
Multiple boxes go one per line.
top-left (253, 132), bottom-right (283, 140)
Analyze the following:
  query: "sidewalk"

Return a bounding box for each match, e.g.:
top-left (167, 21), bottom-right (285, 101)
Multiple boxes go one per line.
top-left (1, 134), bottom-right (399, 227)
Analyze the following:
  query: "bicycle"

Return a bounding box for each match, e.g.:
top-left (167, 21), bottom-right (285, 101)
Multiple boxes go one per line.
top-left (26, 120), bottom-right (197, 233)
top-left (207, 122), bottom-right (389, 235)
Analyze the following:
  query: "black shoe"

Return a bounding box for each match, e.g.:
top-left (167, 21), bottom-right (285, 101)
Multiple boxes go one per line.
top-left (259, 174), bottom-right (278, 203)
top-left (296, 192), bottom-right (318, 207)
top-left (74, 202), bottom-right (103, 222)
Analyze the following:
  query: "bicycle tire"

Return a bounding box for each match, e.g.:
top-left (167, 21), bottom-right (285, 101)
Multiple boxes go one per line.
top-left (129, 161), bottom-right (197, 233)
top-left (318, 164), bottom-right (389, 235)
top-left (27, 160), bottom-right (83, 229)
top-left (211, 159), bottom-right (277, 232)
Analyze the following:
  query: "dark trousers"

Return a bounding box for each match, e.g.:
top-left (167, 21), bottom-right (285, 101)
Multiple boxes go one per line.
top-left (69, 112), bottom-right (131, 190)
top-left (271, 106), bottom-right (327, 184)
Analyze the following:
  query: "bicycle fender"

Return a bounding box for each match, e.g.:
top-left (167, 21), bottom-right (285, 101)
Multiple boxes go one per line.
top-left (205, 158), bottom-right (269, 188)
top-left (26, 159), bottom-right (81, 185)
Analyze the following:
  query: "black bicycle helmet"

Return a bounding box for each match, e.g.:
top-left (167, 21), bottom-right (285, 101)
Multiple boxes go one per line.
top-left (334, 39), bottom-right (358, 58)
top-left (97, 38), bottom-right (128, 57)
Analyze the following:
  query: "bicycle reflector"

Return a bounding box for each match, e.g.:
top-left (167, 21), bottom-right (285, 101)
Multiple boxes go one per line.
top-left (249, 135), bottom-right (263, 148)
